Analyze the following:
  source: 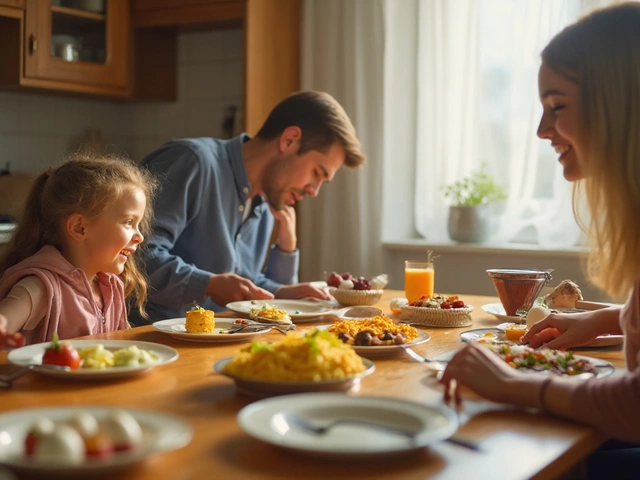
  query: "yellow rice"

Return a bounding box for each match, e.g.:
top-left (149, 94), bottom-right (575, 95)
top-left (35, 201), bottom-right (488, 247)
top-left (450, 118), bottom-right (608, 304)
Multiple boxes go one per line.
top-left (185, 307), bottom-right (215, 333)
top-left (328, 315), bottom-right (419, 342)
top-left (223, 330), bottom-right (366, 381)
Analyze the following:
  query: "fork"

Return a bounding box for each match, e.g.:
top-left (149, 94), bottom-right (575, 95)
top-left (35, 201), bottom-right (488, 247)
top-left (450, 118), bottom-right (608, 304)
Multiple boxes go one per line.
top-left (0, 364), bottom-right (71, 388)
top-left (285, 413), bottom-right (481, 451)
top-left (403, 347), bottom-right (448, 372)
top-left (285, 412), bottom-right (419, 438)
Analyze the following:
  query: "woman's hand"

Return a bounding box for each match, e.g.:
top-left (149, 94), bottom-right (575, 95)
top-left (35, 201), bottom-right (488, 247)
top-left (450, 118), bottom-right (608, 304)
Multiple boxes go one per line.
top-left (521, 308), bottom-right (618, 350)
top-left (440, 343), bottom-right (545, 408)
top-left (270, 205), bottom-right (297, 253)
top-left (275, 283), bottom-right (331, 301)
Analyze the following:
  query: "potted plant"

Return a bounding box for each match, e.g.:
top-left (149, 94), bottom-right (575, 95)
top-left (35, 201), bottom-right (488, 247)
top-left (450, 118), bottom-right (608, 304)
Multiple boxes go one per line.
top-left (443, 165), bottom-right (506, 242)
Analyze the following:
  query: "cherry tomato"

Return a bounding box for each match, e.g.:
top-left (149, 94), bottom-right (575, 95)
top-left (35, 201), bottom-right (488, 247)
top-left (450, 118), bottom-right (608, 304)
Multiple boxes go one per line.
top-left (451, 300), bottom-right (466, 308)
top-left (42, 333), bottom-right (82, 369)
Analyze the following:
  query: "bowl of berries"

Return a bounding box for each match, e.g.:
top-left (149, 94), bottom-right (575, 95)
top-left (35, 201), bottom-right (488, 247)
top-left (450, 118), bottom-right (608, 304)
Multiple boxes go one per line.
top-left (400, 294), bottom-right (474, 327)
top-left (326, 272), bottom-right (388, 306)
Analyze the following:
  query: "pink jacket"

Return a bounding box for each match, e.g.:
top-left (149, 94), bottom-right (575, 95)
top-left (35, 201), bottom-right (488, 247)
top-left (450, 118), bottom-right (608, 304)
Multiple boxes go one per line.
top-left (0, 245), bottom-right (127, 344)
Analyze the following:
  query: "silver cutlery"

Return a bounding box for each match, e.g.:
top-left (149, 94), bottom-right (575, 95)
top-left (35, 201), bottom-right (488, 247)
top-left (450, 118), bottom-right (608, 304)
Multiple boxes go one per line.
top-left (285, 413), bottom-right (481, 451)
top-left (0, 364), bottom-right (71, 388)
top-left (285, 412), bottom-right (419, 438)
top-left (403, 347), bottom-right (448, 372)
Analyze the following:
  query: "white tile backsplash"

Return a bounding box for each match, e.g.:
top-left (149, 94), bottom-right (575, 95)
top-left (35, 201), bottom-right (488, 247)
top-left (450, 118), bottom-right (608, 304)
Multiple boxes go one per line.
top-left (0, 28), bottom-right (244, 172)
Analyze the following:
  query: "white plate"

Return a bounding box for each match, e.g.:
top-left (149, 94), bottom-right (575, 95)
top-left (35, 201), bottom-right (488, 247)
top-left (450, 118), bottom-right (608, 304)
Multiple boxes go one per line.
top-left (214, 357), bottom-right (375, 397)
top-left (0, 406), bottom-right (191, 478)
top-left (237, 393), bottom-right (458, 458)
top-left (460, 328), bottom-right (507, 344)
top-left (225, 299), bottom-right (334, 323)
top-left (8, 340), bottom-right (179, 379)
top-left (481, 303), bottom-right (523, 323)
top-left (495, 323), bottom-right (624, 348)
top-left (315, 326), bottom-right (431, 356)
top-left (152, 318), bottom-right (271, 343)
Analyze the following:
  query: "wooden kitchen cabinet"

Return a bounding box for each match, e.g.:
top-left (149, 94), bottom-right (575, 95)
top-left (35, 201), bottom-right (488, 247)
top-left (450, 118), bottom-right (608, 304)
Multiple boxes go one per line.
top-left (131, 0), bottom-right (300, 133)
top-left (0, 0), bottom-right (130, 97)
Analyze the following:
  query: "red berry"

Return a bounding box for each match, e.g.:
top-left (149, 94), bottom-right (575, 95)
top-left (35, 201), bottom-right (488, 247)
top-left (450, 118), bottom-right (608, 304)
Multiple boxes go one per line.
top-left (451, 300), bottom-right (465, 308)
top-left (440, 302), bottom-right (452, 309)
top-left (326, 272), bottom-right (342, 288)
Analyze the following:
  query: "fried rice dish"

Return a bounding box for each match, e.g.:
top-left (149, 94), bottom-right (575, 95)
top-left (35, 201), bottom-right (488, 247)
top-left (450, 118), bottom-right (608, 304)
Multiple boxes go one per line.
top-left (328, 315), bottom-right (419, 346)
top-left (223, 330), bottom-right (366, 381)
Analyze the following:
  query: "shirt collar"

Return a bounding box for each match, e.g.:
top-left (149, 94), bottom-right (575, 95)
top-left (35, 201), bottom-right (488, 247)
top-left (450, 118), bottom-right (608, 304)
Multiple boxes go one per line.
top-left (227, 133), bottom-right (265, 209)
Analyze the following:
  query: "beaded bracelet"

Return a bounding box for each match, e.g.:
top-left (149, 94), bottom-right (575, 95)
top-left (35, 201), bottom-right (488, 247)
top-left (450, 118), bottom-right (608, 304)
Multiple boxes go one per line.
top-left (538, 377), bottom-right (553, 413)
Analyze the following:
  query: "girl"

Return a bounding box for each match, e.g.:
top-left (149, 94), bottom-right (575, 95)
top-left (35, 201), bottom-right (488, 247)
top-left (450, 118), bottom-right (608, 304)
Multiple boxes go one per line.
top-left (0, 154), bottom-right (158, 345)
top-left (442, 2), bottom-right (640, 444)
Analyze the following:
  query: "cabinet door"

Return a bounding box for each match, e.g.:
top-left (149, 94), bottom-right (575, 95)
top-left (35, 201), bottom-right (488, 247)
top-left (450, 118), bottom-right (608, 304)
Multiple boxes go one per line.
top-left (24, 0), bottom-right (129, 89)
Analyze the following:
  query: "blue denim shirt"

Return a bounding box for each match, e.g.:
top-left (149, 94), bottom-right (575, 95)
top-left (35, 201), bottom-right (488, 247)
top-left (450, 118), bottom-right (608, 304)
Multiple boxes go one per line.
top-left (135, 135), bottom-right (299, 323)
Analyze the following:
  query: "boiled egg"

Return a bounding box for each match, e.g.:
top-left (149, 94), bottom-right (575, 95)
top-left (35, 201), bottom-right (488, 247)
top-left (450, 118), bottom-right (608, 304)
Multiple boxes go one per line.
top-left (526, 306), bottom-right (551, 330)
top-left (67, 411), bottom-right (99, 439)
top-left (33, 425), bottom-right (85, 465)
top-left (101, 410), bottom-right (142, 451)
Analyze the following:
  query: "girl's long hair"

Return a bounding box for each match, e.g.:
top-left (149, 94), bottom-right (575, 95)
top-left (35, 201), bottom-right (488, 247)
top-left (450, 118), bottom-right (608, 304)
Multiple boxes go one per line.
top-left (541, 3), bottom-right (640, 300)
top-left (0, 153), bottom-right (159, 317)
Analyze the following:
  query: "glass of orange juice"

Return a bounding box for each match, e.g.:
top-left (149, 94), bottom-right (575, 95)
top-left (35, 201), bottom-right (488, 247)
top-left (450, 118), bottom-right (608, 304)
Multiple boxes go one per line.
top-left (404, 261), bottom-right (435, 303)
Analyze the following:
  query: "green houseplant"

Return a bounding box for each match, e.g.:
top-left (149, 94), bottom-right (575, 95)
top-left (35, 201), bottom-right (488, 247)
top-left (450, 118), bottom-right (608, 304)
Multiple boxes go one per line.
top-left (443, 165), bottom-right (506, 242)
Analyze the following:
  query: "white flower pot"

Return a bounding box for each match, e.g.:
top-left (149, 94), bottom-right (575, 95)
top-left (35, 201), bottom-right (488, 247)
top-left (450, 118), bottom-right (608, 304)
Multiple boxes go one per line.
top-left (447, 205), bottom-right (495, 243)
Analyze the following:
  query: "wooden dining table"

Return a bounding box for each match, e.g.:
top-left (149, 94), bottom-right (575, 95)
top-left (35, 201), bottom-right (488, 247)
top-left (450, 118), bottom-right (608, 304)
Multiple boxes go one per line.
top-left (0, 291), bottom-right (625, 480)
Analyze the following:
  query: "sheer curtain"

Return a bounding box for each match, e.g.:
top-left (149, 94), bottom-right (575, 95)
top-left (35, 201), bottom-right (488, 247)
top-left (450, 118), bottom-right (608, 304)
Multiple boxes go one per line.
top-left (298, 0), bottom-right (386, 281)
top-left (299, 0), bottom-right (627, 281)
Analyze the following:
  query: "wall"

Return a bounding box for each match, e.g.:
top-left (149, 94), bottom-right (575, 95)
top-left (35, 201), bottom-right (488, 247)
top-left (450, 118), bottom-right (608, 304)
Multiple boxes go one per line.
top-left (0, 28), bottom-right (244, 177)
top-left (381, 242), bottom-right (616, 304)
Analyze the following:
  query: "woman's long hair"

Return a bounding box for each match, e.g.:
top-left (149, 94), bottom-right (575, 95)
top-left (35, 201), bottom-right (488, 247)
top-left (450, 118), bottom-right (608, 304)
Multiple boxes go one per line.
top-left (542, 2), bottom-right (640, 300)
top-left (0, 153), bottom-right (159, 317)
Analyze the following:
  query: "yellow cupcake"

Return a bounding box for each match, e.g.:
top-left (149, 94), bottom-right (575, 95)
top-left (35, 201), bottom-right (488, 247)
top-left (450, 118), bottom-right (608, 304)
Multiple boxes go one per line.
top-left (185, 307), bottom-right (215, 333)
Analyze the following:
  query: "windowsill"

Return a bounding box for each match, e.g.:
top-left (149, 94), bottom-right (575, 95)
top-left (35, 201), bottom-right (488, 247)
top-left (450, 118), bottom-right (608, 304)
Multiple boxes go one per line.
top-left (382, 238), bottom-right (586, 259)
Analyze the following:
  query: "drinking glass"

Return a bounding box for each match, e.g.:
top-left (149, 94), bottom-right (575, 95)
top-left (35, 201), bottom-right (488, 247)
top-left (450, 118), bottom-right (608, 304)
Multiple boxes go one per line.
top-left (404, 261), bottom-right (435, 303)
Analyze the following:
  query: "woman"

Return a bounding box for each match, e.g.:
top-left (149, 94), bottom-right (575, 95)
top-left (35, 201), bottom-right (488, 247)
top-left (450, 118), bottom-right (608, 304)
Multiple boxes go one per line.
top-left (441, 1), bottom-right (640, 446)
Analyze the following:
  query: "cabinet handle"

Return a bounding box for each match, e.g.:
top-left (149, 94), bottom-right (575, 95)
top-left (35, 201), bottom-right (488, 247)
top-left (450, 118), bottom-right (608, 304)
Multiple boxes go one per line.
top-left (28, 34), bottom-right (37, 55)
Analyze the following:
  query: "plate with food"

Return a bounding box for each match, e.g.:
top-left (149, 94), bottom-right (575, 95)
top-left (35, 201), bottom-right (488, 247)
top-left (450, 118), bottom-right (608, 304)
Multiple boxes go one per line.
top-left (485, 344), bottom-right (614, 377)
top-left (7, 338), bottom-right (178, 380)
top-left (214, 330), bottom-right (375, 397)
top-left (0, 406), bottom-right (191, 477)
top-left (237, 392), bottom-right (458, 458)
top-left (318, 316), bottom-right (430, 356)
top-left (225, 300), bottom-right (334, 323)
top-left (152, 318), bottom-right (272, 343)
top-left (400, 295), bottom-right (474, 327)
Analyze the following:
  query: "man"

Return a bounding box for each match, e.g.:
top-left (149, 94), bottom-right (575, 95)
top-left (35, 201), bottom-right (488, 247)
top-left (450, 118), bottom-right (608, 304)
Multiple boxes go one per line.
top-left (133, 91), bottom-right (366, 324)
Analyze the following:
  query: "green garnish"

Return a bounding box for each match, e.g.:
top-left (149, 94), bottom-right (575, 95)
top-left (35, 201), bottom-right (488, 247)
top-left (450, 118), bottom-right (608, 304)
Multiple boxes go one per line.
top-left (249, 341), bottom-right (273, 353)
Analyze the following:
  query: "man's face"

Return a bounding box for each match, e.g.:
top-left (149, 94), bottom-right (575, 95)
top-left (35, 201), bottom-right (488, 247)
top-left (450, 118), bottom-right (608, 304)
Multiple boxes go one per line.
top-left (263, 141), bottom-right (346, 210)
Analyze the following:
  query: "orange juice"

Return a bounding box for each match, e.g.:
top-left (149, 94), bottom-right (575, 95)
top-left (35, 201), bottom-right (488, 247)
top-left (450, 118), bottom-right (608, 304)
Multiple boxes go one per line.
top-left (404, 263), bottom-right (435, 303)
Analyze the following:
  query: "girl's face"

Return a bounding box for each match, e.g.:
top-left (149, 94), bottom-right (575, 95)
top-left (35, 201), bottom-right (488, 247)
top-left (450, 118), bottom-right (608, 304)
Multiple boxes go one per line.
top-left (537, 62), bottom-right (583, 181)
top-left (84, 187), bottom-right (146, 276)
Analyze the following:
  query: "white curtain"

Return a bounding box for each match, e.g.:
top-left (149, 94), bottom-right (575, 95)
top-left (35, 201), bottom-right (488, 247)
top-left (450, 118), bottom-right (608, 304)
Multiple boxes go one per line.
top-left (299, 0), bottom-right (627, 281)
top-left (298, 0), bottom-right (386, 281)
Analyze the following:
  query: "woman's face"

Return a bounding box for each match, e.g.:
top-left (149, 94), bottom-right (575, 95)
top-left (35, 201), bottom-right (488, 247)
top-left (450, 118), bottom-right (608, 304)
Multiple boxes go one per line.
top-left (537, 62), bottom-right (583, 181)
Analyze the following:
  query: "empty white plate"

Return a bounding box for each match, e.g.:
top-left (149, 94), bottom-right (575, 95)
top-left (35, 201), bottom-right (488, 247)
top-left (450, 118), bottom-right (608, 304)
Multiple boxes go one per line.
top-left (237, 393), bottom-right (458, 457)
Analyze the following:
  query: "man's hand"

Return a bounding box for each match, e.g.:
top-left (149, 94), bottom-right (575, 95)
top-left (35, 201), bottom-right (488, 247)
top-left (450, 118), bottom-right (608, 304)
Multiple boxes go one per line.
top-left (206, 274), bottom-right (274, 305)
top-left (270, 205), bottom-right (297, 253)
top-left (275, 283), bottom-right (331, 301)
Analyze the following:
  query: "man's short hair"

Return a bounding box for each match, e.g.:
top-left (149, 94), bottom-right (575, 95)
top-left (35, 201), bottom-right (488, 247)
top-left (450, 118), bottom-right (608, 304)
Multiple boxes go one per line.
top-left (255, 91), bottom-right (365, 168)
